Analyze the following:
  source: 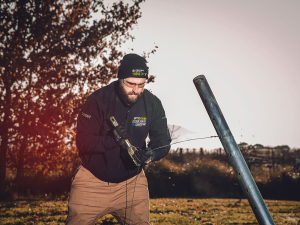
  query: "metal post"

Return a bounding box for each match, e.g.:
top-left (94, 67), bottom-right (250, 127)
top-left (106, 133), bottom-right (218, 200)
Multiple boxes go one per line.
top-left (193, 75), bottom-right (275, 225)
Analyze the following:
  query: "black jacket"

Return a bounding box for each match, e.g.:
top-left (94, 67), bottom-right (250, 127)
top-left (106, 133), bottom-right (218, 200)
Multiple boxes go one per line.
top-left (76, 81), bottom-right (171, 183)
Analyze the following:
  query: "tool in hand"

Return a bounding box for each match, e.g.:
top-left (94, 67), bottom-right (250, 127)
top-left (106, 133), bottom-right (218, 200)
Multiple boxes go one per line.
top-left (110, 116), bottom-right (141, 167)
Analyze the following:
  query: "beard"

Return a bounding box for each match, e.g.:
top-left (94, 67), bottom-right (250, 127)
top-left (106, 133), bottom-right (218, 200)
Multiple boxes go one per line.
top-left (118, 81), bottom-right (143, 105)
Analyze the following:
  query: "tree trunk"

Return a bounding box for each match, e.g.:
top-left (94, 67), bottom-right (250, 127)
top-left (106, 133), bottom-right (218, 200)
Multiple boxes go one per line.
top-left (15, 95), bottom-right (32, 192)
top-left (0, 126), bottom-right (8, 199)
top-left (0, 88), bottom-right (10, 199)
top-left (16, 140), bottom-right (26, 184)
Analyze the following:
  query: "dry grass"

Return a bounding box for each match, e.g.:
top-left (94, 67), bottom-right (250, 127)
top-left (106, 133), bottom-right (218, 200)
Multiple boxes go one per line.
top-left (1, 198), bottom-right (299, 224)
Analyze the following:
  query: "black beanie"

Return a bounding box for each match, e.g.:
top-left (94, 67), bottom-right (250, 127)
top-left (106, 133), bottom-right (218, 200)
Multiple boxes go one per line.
top-left (117, 54), bottom-right (149, 79)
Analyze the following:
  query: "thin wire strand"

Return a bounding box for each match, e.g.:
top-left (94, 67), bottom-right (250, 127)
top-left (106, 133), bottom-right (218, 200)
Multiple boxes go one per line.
top-left (128, 166), bottom-right (141, 225)
top-left (128, 135), bottom-right (219, 223)
top-left (152, 135), bottom-right (219, 151)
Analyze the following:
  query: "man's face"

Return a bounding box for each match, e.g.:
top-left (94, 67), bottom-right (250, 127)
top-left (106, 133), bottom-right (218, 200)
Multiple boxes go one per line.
top-left (118, 77), bottom-right (147, 105)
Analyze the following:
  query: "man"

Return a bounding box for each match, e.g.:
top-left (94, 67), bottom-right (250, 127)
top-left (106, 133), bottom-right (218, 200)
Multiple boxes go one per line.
top-left (66, 53), bottom-right (171, 224)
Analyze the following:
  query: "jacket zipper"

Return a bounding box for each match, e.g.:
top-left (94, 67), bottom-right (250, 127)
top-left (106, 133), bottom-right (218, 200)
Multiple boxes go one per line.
top-left (125, 109), bottom-right (130, 131)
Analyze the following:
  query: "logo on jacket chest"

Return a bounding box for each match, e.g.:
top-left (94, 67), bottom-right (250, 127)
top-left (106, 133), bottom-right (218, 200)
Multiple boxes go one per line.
top-left (132, 117), bottom-right (147, 127)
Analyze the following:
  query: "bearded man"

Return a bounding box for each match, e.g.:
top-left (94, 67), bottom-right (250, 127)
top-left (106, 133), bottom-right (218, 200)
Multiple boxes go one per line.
top-left (66, 53), bottom-right (171, 225)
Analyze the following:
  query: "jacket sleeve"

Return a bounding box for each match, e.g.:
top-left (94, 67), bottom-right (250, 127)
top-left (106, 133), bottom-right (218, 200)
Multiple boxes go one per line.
top-left (76, 95), bottom-right (118, 155)
top-left (148, 99), bottom-right (171, 161)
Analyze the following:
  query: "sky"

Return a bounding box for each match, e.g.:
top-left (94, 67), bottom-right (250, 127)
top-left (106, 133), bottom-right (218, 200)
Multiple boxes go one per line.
top-left (102, 0), bottom-right (300, 150)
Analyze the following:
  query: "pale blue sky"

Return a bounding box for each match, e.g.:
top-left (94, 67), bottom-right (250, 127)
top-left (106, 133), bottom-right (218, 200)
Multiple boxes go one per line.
top-left (102, 0), bottom-right (300, 150)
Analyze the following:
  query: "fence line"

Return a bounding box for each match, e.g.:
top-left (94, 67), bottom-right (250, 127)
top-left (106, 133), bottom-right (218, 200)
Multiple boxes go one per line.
top-left (170, 146), bottom-right (300, 171)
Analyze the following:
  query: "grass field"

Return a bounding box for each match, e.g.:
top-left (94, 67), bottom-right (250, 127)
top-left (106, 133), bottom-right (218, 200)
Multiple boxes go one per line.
top-left (1, 198), bottom-right (299, 224)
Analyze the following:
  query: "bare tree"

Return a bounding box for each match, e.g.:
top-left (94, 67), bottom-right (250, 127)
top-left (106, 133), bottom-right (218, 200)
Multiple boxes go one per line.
top-left (169, 125), bottom-right (181, 141)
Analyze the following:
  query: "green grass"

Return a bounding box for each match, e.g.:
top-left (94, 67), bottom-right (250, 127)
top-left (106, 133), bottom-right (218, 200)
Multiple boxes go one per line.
top-left (1, 198), bottom-right (299, 224)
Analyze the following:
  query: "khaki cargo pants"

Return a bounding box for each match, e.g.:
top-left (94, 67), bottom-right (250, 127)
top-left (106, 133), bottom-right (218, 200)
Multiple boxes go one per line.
top-left (66, 166), bottom-right (150, 225)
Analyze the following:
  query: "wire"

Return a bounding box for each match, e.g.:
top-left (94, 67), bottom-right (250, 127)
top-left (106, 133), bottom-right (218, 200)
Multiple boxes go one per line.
top-left (128, 166), bottom-right (141, 225)
top-left (151, 135), bottom-right (219, 151)
top-left (128, 135), bottom-right (219, 224)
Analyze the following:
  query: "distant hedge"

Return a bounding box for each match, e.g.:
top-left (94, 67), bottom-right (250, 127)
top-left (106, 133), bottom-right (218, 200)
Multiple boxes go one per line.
top-left (4, 153), bottom-right (300, 201)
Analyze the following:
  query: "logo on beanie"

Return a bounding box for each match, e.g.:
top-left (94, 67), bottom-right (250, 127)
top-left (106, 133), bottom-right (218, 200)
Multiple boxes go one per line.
top-left (132, 69), bottom-right (147, 77)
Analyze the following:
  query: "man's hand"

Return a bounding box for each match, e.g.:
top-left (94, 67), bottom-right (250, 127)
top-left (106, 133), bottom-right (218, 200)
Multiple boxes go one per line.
top-left (133, 147), bottom-right (155, 165)
top-left (113, 125), bottom-right (128, 147)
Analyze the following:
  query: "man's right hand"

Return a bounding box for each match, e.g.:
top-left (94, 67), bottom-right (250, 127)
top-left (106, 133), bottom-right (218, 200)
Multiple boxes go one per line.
top-left (113, 125), bottom-right (128, 147)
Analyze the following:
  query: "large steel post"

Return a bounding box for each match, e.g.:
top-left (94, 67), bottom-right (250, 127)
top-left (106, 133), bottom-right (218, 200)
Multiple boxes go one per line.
top-left (193, 75), bottom-right (275, 225)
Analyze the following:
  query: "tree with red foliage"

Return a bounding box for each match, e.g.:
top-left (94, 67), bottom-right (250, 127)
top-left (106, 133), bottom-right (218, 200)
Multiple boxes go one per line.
top-left (0, 0), bottom-right (153, 198)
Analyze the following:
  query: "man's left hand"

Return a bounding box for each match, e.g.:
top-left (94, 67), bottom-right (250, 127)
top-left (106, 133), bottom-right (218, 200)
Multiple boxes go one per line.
top-left (133, 148), bottom-right (154, 165)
